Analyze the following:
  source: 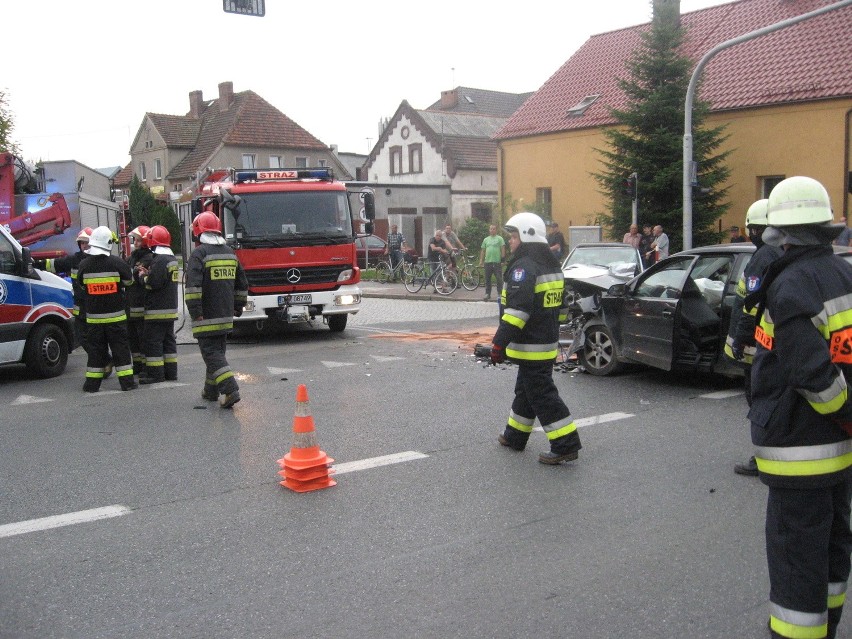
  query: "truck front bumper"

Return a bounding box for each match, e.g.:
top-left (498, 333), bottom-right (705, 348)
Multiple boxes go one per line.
top-left (235, 285), bottom-right (361, 324)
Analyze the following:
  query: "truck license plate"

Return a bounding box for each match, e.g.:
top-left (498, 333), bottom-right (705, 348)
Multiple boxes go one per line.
top-left (279, 294), bottom-right (312, 305)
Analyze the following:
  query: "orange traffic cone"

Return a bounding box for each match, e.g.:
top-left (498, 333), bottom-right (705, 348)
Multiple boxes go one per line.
top-left (277, 384), bottom-right (336, 493)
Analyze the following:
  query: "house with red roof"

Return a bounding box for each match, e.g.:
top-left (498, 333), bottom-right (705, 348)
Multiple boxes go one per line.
top-left (115, 81), bottom-right (349, 199)
top-left (494, 0), bottom-right (852, 246)
top-left (361, 87), bottom-right (532, 255)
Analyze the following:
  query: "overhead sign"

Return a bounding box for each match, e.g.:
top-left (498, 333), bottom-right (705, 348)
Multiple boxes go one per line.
top-left (223, 0), bottom-right (265, 17)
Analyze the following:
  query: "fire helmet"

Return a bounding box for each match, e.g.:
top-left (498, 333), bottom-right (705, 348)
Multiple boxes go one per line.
top-left (504, 212), bottom-right (548, 244)
top-left (87, 226), bottom-right (116, 255)
top-left (129, 225), bottom-right (151, 246)
top-left (767, 176), bottom-right (832, 227)
top-left (145, 225), bottom-right (171, 248)
top-left (745, 199), bottom-right (769, 228)
top-left (192, 212), bottom-right (220, 236)
top-left (76, 227), bottom-right (93, 244)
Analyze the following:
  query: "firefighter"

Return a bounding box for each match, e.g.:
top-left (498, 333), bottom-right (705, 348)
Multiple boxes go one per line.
top-left (77, 226), bottom-right (136, 392)
top-left (724, 199), bottom-right (783, 476)
top-left (126, 225), bottom-right (153, 374)
top-left (41, 227), bottom-right (93, 355)
top-left (185, 212), bottom-right (248, 408)
top-left (137, 225), bottom-right (178, 384)
top-left (491, 212), bottom-right (582, 464)
top-left (745, 176), bottom-right (852, 639)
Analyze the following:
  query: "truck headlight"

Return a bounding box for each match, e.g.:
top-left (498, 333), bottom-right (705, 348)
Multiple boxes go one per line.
top-left (335, 293), bottom-right (360, 306)
top-left (337, 269), bottom-right (354, 282)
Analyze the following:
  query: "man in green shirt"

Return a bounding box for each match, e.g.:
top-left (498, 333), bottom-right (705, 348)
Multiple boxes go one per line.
top-left (479, 224), bottom-right (506, 301)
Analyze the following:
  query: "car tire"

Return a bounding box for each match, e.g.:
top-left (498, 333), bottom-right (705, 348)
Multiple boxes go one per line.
top-left (578, 323), bottom-right (619, 376)
top-left (327, 314), bottom-right (347, 332)
top-left (24, 322), bottom-right (69, 378)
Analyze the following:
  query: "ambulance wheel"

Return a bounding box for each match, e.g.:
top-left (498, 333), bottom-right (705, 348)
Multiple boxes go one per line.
top-left (25, 323), bottom-right (69, 378)
top-left (327, 314), bottom-right (347, 332)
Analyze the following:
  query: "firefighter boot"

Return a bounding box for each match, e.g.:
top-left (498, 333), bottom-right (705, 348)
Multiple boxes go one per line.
top-left (539, 434), bottom-right (581, 465)
top-left (734, 456), bottom-right (759, 476)
top-left (498, 426), bottom-right (529, 451)
top-left (164, 358), bottom-right (178, 381)
top-left (201, 384), bottom-right (218, 401)
top-left (83, 378), bottom-right (101, 393)
top-left (220, 390), bottom-right (241, 409)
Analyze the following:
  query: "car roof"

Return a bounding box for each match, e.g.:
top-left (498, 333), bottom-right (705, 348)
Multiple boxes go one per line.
top-left (674, 243), bottom-right (756, 256)
top-left (571, 242), bottom-right (634, 249)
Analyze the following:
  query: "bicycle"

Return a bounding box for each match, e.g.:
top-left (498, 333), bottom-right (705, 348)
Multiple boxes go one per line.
top-left (375, 253), bottom-right (414, 283)
top-left (453, 250), bottom-right (482, 291)
top-left (403, 258), bottom-right (458, 295)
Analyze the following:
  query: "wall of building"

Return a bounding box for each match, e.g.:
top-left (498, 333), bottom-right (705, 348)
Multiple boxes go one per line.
top-left (499, 98), bottom-right (852, 243)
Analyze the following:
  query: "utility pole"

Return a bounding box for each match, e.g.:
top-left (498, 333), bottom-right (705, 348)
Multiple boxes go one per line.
top-left (682, 0), bottom-right (852, 249)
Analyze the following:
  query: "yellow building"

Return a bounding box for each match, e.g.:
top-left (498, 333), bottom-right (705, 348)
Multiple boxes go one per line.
top-left (495, 0), bottom-right (852, 249)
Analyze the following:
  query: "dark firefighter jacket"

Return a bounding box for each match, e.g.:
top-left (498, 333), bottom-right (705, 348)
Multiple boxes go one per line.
top-left (77, 255), bottom-right (134, 325)
top-left (127, 247), bottom-right (154, 320)
top-left (724, 242), bottom-right (782, 365)
top-left (748, 245), bottom-right (852, 488)
top-left (45, 250), bottom-right (88, 317)
top-left (184, 243), bottom-right (248, 337)
top-left (143, 253), bottom-right (179, 322)
top-left (494, 249), bottom-right (567, 362)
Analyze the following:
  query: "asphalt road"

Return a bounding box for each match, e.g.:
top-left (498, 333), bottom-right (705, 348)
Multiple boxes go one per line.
top-left (1, 297), bottom-right (847, 638)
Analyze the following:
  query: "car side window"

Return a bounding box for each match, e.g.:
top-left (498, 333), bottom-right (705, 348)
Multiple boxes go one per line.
top-left (690, 255), bottom-right (735, 309)
top-left (634, 257), bottom-right (693, 299)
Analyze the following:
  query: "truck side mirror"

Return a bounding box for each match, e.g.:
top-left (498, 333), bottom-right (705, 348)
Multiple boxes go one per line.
top-left (362, 192), bottom-right (375, 221)
top-left (364, 222), bottom-right (374, 235)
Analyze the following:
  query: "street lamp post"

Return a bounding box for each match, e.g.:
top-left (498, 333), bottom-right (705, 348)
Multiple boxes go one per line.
top-left (682, 0), bottom-right (852, 249)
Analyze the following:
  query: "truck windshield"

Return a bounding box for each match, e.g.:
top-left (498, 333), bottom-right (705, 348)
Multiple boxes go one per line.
top-left (223, 191), bottom-right (353, 241)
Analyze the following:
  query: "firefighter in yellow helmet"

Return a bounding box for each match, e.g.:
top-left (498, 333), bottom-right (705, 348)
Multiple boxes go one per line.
top-left (745, 176), bottom-right (852, 639)
top-left (491, 212), bottom-right (581, 464)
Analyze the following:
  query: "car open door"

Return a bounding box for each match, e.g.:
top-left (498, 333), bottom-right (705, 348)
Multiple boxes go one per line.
top-left (619, 256), bottom-right (697, 370)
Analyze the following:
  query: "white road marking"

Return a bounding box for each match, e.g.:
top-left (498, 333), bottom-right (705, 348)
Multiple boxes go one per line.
top-left (533, 411), bottom-right (635, 432)
top-left (268, 367), bottom-right (304, 375)
top-left (321, 361), bottom-right (357, 368)
top-left (701, 389), bottom-right (745, 399)
top-left (11, 394), bottom-right (53, 405)
top-left (370, 355), bottom-right (406, 362)
top-left (333, 451), bottom-right (429, 475)
top-left (0, 505), bottom-right (131, 539)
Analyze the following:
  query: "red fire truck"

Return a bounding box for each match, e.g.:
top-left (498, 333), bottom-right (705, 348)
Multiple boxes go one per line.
top-left (192, 167), bottom-right (375, 332)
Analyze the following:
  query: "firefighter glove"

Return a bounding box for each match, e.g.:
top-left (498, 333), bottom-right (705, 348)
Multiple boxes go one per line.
top-left (490, 344), bottom-right (505, 365)
top-left (233, 307), bottom-right (243, 318)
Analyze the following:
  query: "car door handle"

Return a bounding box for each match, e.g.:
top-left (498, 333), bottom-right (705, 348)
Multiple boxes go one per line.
top-left (662, 310), bottom-right (673, 318)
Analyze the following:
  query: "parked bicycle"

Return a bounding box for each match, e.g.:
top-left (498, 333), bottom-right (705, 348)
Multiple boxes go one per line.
top-left (404, 258), bottom-right (458, 295)
top-left (374, 254), bottom-right (415, 283)
top-left (451, 250), bottom-right (482, 291)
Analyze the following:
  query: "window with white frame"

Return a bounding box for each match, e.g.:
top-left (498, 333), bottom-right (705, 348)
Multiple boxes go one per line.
top-left (295, 156), bottom-right (308, 168)
top-left (154, 158), bottom-right (162, 180)
top-left (269, 155), bottom-right (282, 168)
top-left (242, 154), bottom-right (256, 169)
top-left (139, 162), bottom-right (147, 181)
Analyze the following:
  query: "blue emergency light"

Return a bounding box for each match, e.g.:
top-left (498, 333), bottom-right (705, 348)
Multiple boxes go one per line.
top-left (233, 167), bottom-right (334, 183)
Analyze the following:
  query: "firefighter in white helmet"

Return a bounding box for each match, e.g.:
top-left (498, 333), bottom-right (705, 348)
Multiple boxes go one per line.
top-left (491, 212), bottom-right (582, 464)
top-left (725, 199), bottom-right (783, 476)
top-left (745, 176), bottom-right (852, 639)
top-left (77, 226), bottom-right (137, 392)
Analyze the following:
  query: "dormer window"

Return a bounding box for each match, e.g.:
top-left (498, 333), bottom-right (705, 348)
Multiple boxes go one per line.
top-left (566, 94), bottom-right (600, 117)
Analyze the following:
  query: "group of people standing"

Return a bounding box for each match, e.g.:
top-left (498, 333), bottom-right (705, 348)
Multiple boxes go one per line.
top-left (622, 222), bottom-right (669, 267)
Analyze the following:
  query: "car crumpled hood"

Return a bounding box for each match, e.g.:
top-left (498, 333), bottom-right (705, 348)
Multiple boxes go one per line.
top-left (562, 262), bottom-right (636, 292)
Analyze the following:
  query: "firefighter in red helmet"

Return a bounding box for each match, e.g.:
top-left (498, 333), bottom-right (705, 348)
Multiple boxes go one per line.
top-left (137, 226), bottom-right (179, 384)
top-left (126, 225), bottom-right (153, 374)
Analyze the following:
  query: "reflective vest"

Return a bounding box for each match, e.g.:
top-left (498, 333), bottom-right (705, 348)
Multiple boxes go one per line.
top-left (185, 243), bottom-right (248, 337)
top-left (749, 246), bottom-right (852, 488)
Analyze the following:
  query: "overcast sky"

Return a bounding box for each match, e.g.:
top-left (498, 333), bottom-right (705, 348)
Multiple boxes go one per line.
top-left (5, 0), bottom-right (731, 170)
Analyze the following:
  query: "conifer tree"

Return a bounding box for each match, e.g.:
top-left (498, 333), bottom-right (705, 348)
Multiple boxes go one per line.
top-left (594, 0), bottom-right (730, 251)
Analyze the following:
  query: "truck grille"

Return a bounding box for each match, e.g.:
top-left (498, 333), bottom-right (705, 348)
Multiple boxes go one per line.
top-left (245, 266), bottom-right (348, 288)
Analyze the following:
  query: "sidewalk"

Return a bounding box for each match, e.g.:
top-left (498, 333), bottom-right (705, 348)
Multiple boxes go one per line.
top-left (359, 279), bottom-right (499, 302)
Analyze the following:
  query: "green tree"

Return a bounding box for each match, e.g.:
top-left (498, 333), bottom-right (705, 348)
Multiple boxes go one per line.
top-left (0, 89), bottom-right (20, 154)
top-left (593, 1), bottom-right (730, 251)
top-left (458, 217), bottom-right (490, 257)
top-left (128, 174), bottom-right (182, 254)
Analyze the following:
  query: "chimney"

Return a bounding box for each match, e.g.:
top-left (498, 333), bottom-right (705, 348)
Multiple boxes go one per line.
top-left (652, 0), bottom-right (680, 26)
top-left (189, 90), bottom-right (203, 118)
top-left (218, 81), bottom-right (234, 112)
top-left (440, 89), bottom-right (458, 109)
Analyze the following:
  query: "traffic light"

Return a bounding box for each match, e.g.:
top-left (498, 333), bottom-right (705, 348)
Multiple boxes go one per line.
top-left (622, 174), bottom-right (637, 200)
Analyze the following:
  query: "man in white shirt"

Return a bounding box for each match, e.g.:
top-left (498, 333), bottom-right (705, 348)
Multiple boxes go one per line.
top-left (648, 225), bottom-right (669, 261)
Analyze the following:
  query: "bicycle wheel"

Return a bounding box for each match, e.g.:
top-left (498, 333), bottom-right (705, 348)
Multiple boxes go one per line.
top-left (375, 261), bottom-right (392, 284)
top-left (433, 268), bottom-right (458, 296)
top-left (404, 263), bottom-right (425, 293)
top-left (460, 264), bottom-right (481, 291)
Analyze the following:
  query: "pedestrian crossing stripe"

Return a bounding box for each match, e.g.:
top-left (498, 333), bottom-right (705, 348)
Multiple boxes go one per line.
top-left (532, 412), bottom-right (634, 432)
top-left (11, 394), bottom-right (53, 405)
top-left (321, 361), bottom-right (357, 368)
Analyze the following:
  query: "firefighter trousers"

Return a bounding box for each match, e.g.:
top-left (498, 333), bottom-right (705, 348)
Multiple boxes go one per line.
top-left (83, 322), bottom-right (135, 392)
top-left (127, 317), bottom-right (146, 374)
top-left (197, 335), bottom-right (238, 398)
top-left (142, 320), bottom-right (177, 382)
top-left (501, 361), bottom-right (581, 454)
top-left (766, 479), bottom-right (852, 639)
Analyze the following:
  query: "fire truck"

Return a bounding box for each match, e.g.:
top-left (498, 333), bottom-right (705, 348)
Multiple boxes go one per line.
top-left (192, 167), bottom-right (375, 332)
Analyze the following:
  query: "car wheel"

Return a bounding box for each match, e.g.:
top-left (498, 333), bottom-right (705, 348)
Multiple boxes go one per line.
top-left (24, 322), bottom-right (69, 378)
top-left (327, 314), bottom-right (347, 332)
top-left (579, 323), bottom-right (619, 376)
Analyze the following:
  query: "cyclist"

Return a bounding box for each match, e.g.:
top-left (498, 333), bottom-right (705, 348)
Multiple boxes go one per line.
top-left (442, 223), bottom-right (466, 269)
top-left (428, 229), bottom-right (452, 275)
top-left (383, 224), bottom-right (409, 280)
